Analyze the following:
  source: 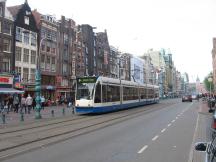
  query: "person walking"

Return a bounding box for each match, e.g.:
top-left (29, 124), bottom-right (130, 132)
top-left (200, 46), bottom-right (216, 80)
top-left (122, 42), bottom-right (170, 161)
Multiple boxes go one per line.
top-left (26, 94), bottom-right (33, 114)
top-left (41, 96), bottom-right (45, 110)
top-left (21, 95), bottom-right (26, 114)
top-left (13, 94), bottom-right (20, 113)
top-left (32, 96), bottom-right (36, 110)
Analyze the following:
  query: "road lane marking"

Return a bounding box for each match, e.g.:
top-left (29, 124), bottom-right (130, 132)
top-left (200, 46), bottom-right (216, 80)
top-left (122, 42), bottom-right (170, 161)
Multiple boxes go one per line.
top-left (138, 145), bottom-right (148, 154)
top-left (152, 135), bottom-right (159, 141)
top-left (172, 120), bottom-right (175, 123)
top-left (168, 123), bottom-right (171, 127)
top-left (176, 117), bottom-right (178, 119)
top-left (161, 128), bottom-right (166, 133)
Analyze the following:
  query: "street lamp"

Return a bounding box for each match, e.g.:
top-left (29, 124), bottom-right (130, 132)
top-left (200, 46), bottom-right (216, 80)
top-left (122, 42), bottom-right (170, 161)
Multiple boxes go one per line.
top-left (35, 37), bottom-right (46, 119)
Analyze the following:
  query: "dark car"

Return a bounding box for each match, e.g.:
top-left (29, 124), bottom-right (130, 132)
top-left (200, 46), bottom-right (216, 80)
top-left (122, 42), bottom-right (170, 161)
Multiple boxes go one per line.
top-left (182, 95), bottom-right (192, 102)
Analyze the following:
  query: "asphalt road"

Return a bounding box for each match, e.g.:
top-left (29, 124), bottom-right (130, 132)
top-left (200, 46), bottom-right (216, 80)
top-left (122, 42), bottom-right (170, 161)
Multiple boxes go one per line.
top-left (3, 99), bottom-right (199, 162)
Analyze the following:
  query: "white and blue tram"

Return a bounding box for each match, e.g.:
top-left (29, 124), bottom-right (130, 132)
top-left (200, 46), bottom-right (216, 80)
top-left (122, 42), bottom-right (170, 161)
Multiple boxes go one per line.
top-left (75, 76), bottom-right (159, 114)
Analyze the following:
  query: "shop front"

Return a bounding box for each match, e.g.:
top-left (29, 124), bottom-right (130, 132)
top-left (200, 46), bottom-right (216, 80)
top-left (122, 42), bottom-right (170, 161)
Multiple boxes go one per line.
top-left (0, 74), bottom-right (24, 94)
top-left (41, 85), bottom-right (56, 101)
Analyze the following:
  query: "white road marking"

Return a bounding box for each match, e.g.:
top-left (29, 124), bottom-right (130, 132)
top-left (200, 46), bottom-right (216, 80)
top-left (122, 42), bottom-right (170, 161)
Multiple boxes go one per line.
top-left (176, 117), bottom-right (178, 119)
top-left (172, 120), bottom-right (175, 123)
top-left (152, 135), bottom-right (159, 141)
top-left (168, 123), bottom-right (171, 127)
top-left (161, 128), bottom-right (166, 133)
top-left (138, 145), bottom-right (148, 154)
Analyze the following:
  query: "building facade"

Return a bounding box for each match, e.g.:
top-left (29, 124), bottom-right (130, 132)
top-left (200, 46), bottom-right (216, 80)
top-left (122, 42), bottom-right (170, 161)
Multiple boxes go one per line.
top-left (33, 11), bottom-right (58, 100)
top-left (95, 30), bottom-right (110, 76)
top-left (8, 1), bottom-right (38, 95)
top-left (212, 38), bottom-right (216, 90)
top-left (57, 16), bottom-right (76, 98)
top-left (80, 24), bottom-right (96, 76)
top-left (0, 0), bottom-right (14, 74)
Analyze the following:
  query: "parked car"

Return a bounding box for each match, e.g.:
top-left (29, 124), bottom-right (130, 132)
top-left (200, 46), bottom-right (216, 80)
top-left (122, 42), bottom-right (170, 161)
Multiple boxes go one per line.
top-left (195, 134), bottom-right (216, 162)
top-left (182, 95), bottom-right (192, 102)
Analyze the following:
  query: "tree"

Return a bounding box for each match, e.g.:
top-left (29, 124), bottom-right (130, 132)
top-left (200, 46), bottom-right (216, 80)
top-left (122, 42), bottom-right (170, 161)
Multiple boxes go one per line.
top-left (204, 72), bottom-right (214, 92)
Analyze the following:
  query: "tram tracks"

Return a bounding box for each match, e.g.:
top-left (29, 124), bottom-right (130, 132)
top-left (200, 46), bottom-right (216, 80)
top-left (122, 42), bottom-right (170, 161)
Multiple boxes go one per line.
top-left (0, 101), bottom-right (178, 160)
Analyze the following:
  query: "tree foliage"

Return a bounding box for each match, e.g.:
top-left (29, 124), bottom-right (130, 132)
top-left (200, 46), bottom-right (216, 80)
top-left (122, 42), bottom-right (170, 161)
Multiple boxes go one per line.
top-left (204, 72), bottom-right (214, 92)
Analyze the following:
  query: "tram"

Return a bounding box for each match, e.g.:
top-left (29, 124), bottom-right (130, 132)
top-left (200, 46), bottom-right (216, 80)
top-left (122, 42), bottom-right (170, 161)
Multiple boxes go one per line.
top-left (75, 76), bottom-right (159, 114)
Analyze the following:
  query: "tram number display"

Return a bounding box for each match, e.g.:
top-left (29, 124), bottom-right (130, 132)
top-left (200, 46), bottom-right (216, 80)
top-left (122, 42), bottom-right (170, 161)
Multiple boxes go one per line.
top-left (78, 77), bottom-right (97, 83)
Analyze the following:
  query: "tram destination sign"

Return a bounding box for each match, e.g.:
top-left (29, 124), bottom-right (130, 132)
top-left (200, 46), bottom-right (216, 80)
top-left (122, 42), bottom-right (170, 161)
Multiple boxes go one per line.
top-left (78, 77), bottom-right (97, 83)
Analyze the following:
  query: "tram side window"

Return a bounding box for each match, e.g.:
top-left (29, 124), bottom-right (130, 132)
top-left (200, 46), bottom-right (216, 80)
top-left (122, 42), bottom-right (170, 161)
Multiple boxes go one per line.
top-left (148, 89), bottom-right (154, 98)
top-left (155, 89), bottom-right (159, 98)
top-left (102, 85), bottom-right (107, 102)
top-left (140, 88), bottom-right (146, 99)
top-left (94, 83), bottom-right (101, 103)
top-left (107, 85), bottom-right (120, 102)
top-left (123, 87), bottom-right (129, 100)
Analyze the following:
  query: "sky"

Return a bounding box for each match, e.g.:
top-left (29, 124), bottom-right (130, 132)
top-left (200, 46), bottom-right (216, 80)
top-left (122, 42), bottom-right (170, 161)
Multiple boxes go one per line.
top-left (7, 0), bottom-right (216, 82)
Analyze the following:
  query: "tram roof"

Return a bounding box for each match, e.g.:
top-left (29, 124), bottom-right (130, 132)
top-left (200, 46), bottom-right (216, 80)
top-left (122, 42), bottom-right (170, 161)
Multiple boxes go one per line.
top-left (97, 77), bottom-right (159, 88)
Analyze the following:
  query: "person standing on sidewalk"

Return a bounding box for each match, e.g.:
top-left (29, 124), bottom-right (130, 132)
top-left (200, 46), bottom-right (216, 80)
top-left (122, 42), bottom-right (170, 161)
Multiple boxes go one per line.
top-left (26, 94), bottom-right (33, 114)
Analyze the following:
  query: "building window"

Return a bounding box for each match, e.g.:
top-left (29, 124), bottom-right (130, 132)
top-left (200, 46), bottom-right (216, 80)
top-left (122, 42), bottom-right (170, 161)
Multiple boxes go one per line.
top-left (0, 7), bottom-right (2, 16)
top-left (31, 32), bottom-right (36, 46)
top-left (31, 50), bottom-right (36, 64)
top-left (15, 47), bottom-right (22, 61)
top-left (24, 32), bottom-right (29, 44)
top-left (15, 66), bottom-right (21, 75)
top-left (42, 42), bottom-right (45, 51)
top-left (16, 27), bottom-right (22, 42)
top-left (3, 39), bottom-right (11, 52)
top-left (41, 28), bottom-right (46, 39)
top-left (24, 16), bottom-right (29, 25)
top-left (52, 32), bottom-right (57, 42)
top-left (3, 22), bottom-right (11, 35)
top-left (30, 68), bottom-right (35, 82)
top-left (23, 48), bottom-right (29, 63)
top-left (0, 21), bottom-right (2, 33)
top-left (51, 47), bottom-right (56, 54)
top-left (41, 54), bottom-right (45, 70)
top-left (63, 64), bottom-right (67, 74)
top-left (51, 57), bottom-right (56, 72)
top-left (23, 68), bottom-right (29, 82)
top-left (46, 42), bottom-right (51, 53)
top-left (1, 58), bottom-right (10, 72)
top-left (46, 56), bottom-right (50, 70)
top-left (64, 34), bottom-right (68, 44)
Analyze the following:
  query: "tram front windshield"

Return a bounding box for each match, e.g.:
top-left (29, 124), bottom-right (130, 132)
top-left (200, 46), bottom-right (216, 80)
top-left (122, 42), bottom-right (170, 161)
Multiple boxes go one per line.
top-left (76, 82), bottom-right (95, 100)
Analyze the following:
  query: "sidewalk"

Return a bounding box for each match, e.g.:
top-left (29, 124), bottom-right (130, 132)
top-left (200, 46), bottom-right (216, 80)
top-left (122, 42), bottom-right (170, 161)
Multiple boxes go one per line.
top-left (0, 105), bottom-right (75, 126)
top-left (190, 101), bottom-right (213, 162)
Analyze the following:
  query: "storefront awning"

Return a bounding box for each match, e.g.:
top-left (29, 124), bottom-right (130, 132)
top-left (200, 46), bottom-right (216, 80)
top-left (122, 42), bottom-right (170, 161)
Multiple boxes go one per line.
top-left (0, 88), bottom-right (24, 94)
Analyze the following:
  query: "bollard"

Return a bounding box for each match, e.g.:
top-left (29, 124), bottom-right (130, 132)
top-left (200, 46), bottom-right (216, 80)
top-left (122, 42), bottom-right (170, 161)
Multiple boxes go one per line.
top-left (2, 114), bottom-right (6, 124)
top-left (62, 108), bottom-right (65, 116)
top-left (20, 112), bottom-right (24, 122)
top-left (51, 110), bottom-right (54, 117)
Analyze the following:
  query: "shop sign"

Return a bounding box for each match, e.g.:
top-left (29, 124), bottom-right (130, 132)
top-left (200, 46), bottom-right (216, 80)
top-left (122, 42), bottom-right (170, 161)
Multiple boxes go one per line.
top-left (0, 76), bottom-right (13, 85)
top-left (14, 82), bottom-right (24, 89)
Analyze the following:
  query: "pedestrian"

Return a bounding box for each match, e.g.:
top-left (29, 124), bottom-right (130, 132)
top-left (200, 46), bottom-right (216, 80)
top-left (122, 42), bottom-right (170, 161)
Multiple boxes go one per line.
top-left (13, 93), bottom-right (20, 113)
top-left (21, 95), bottom-right (26, 114)
top-left (41, 96), bottom-right (45, 110)
top-left (8, 95), bottom-right (13, 112)
top-left (32, 96), bottom-right (36, 110)
top-left (26, 94), bottom-right (33, 114)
